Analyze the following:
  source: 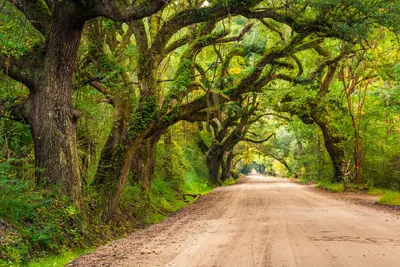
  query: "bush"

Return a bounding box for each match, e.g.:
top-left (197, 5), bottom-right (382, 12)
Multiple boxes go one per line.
top-left (0, 177), bottom-right (84, 266)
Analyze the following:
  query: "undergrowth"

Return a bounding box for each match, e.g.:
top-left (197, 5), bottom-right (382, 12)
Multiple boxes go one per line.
top-left (0, 137), bottom-right (217, 266)
top-left (378, 192), bottom-right (400, 205)
top-left (0, 172), bottom-right (213, 266)
top-left (316, 180), bottom-right (400, 206)
top-left (316, 181), bottom-right (345, 192)
top-left (0, 177), bottom-right (85, 267)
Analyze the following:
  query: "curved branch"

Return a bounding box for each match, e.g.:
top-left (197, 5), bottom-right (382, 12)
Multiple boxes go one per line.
top-left (243, 133), bottom-right (275, 144)
top-left (164, 35), bottom-right (191, 55)
top-left (91, 0), bottom-right (170, 22)
top-left (291, 55), bottom-right (303, 76)
top-left (0, 54), bottom-right (37, 90)
top-left (88, 81), bottom-right (114, 105)
top-left (183, 110), bottom-right (220, 123)
top-left (152, 0), bottom-right (262, 55)
top-left (276, 53), bottom-right (349, 84)
top-left (0, 97), bottom-right (29, 124)
top-left (8, 0), bottom-right (51, 37)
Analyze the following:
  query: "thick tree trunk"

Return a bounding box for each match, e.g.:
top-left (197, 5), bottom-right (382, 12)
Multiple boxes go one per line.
top-left (29, 17), bottom-right (84, 207)
top-left (92, 96), bottom-right (130, 186)
top-left (313, 118), bottom-right (345, 183)
top-left (92, 97), bottom-right (140, 221)
top-left (91, 94), bottom-right (134, 220)
top-left (221, 150), bottom-right (234, 181)
top-left (132, 135), bottom-right (160, 197)
top-left (207, 127), bottom-right (242, 185)
top-left (94, 137), bottom-right (139, 221)
top-left (92, 39), bottom-right (160, 220)
top-left (206, 147), bottom-right (224, 185)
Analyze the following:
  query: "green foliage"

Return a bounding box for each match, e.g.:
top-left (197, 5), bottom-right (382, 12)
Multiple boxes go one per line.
top-left (309, 0), bottom-right (400, 38)
top-left (0, 126), bottom-right (215, 266)
top-left (0, 178), bottom-right (84, 266)
top-left (316, 181), bottom-right (344, 192)
top-left (317, 180), bottom-right (400, 206)
top-left (0, 2), bottom-right (42, 58)
top-left (27, 248), bottom-right (94, 267)
top-left (378, 192), bottom-right (400, 206)
top-left (128, 97), bottom-right (159, 138)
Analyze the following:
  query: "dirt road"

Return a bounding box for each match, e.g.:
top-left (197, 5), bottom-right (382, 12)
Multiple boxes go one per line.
top-left (69, 175), bottom-right (400, 267)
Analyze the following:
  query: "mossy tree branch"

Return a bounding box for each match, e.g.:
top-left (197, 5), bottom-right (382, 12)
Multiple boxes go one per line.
top-left (7, 0), bottom-right (52, 37)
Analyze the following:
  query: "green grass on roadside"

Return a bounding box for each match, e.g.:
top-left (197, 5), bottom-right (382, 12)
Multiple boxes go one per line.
top-left (316, 180), bottom-right (400, 206)
top-left (367, 187), bottom-right (389, 195)
top-left (291, 178), bottom-right (312, 184)
top-left (316, 181), bottom-right (344, 192)
top-left (221, 178), bottom-right (237, 186)
top-left (27, 249), bottom-right (94, 267)
top-left (377, 191), bottom-right (400, 205)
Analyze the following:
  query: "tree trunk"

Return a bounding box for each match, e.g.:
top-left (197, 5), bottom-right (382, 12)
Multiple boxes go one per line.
top-left (206, 148), bottom-right (224, 185)
top-left (29, 16), bottom-right (84, 207)
top-left (207, 127), bottom-right (242, 185)
top-left (313, 117), bottom-right (344, 183)
top-left (221, 150), bottom-right (234, 181)
top-left (92, 45), bottom-right (159, 221)
top-left (132, 135), bottom-right (160, 197)
top-left (94, 99), bottom-right (160, 220)
top-left (92, 95), bottom-right (130, 186)
top-left (92, 97), bottom-right (139, 221)
top-left (163, 128), bottom-right (173, 180)
top-left (353, 131), bottom-right (362, 184)
top-left (94, 137), bottom-right (139, 221)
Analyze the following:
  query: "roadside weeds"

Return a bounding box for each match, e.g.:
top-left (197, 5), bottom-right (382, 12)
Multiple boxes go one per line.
top-left (289, 178), bottom-right (400, 217)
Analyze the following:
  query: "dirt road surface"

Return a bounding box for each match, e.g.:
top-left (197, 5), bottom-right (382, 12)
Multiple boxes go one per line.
top-left (69, 175), bottom-right (400, 267)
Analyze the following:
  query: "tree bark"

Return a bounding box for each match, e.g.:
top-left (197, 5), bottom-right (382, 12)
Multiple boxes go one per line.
top-left (91, 36), bottom-right (159, 220)
top-left (311, 113), bottom-right (344, 183)
top-left (221, 150), bottom-right (235, 181)
top-left (207, 131), bottom-right (242, 184)
top-left (29, 15), bottom-right (84, 207)
top-left (163, 128), bottom-right (173, 180)
top-left (132, 135), bottom-right (161, 197)
top-left (206, 149), bottom-right (224, 185)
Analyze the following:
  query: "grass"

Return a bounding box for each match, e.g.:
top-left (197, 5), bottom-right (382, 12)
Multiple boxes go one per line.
top-left (221, 178), bottom-right (237, 186)
top-left (377, 192), bottom-right (400, 205)
top-left (290, 177), bottom-right (314, 184)
top-left (27, 248), bottom-right (94, 267)
top-left (21, 174), bottom-right (215, 267)
top-left (0, 177), bottom-right (87, 267)
top-left (316, 180), bottom-right (400, 206)
top-left (316, 181), bottom-right (344, 192)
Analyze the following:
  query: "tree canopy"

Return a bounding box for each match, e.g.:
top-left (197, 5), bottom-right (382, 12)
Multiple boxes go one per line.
top-left (0, 0), bottom-right (399, 264)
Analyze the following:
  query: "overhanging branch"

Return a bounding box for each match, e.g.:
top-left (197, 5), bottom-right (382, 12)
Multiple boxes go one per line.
top-left (243, 133), bottom-right (275, 144)
top-left (0, 54), bottom-right (37, 90)
top-left (8, 0), bottom-right (51, 37)
top-left (91, 0), bottom-right (170, 22)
